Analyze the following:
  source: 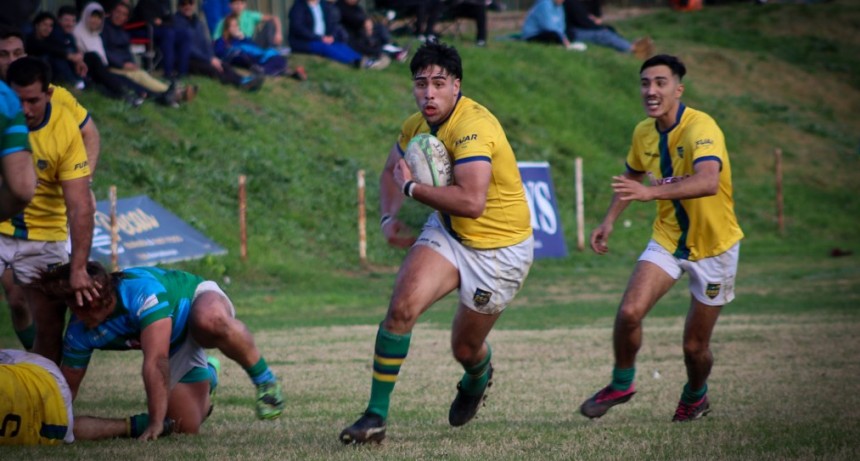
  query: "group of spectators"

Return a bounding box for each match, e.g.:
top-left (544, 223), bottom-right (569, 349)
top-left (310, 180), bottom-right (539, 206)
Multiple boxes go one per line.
top-left (2, 0), bottom-right (515, 109)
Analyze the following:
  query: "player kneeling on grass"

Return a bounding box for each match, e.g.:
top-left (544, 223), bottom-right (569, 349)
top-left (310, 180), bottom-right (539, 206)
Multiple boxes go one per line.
top-left (339, 41), bottom-right (534, 445)
top-left (33, 261), bottom-right (286, 440)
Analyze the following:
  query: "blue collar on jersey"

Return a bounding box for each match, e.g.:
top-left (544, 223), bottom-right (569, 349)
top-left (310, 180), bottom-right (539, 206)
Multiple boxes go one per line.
top-left (32, 102), bottom-right (52, 132)
top-left (655, 102), bottom-right (686, 135)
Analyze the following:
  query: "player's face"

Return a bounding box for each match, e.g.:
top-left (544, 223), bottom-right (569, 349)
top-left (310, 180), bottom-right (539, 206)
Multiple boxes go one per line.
top-left (640, 64), bottom-right (684, 127)
top-left (413, 65), bottom-right (461, 125)
top-left (0, 37), bottom-right (26, 80)
top-left (11, 81), bottom-right (52, 129)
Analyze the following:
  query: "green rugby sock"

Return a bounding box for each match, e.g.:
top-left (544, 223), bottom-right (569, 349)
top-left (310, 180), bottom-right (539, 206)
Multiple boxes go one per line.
top-left (681, 382), bottom-right (708, 404)
top-left (127, 413), bottom-right (150, 438)
top-left (610, 367), bottom-right (636, 391)
top-left (366, 325), bottom-right (411, 420)
top-left (14, 323), bottom-right (35, 350)
top-left (459, 343), bottom-right (492, 396)
top-left (244, 358), bottom-right (275, 386)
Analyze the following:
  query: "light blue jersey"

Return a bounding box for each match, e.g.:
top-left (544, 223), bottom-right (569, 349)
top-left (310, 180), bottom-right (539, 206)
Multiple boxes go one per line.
top-left (62, 267), bottom-right (205, 368)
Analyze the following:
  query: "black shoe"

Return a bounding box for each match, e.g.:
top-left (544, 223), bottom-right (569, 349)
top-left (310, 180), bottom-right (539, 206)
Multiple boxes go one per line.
top-left (162, 417), bottom-right (176, 436)
top-left (339, 412), bottom-right (386, 445)
top-left (448, 363), bottom-right (493, 427)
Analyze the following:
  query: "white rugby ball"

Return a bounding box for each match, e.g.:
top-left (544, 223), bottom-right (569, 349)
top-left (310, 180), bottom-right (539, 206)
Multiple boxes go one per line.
top-left (404, 133), bottom-right (452, 187)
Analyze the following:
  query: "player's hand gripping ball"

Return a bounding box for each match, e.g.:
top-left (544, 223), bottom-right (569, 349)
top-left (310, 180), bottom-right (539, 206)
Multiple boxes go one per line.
top-left (404, 134), bottom-right (453, 186)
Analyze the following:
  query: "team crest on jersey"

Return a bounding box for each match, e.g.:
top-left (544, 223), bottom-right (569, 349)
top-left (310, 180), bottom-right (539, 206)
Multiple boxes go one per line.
top-left (473, 288), bottom-right (492, 307)
top-left (37, 159), bottom-right (48, 170)
top-left (676, 146), bottom-right (685, 158)
top-left (705, 283), bottom-right (721, 299)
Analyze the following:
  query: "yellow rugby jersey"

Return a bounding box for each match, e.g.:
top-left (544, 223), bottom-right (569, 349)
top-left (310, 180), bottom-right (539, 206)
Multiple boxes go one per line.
top-left (50, 84), bottom-right (90, 129)
top-left (397, 95), bottom-right (532, 249)
top-left (0, 361), bottom-right (70, 445)
top-left (626, 104), bottom-right (743, 260)
top-left (0, 103), bottom-right (90, 241)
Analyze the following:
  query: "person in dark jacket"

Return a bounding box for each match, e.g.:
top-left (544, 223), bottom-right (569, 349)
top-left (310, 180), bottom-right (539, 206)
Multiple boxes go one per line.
top-left (25, 12), bottom-right (87, 88)
top-left (131, 0), bottom-right (192, 79)
top-left (336, 0), bottom-right (405, 61)
top-left (174, 0), bottom-right (263, 90)
top-left (563, 0), bottom-right (653, 58)
top-left (289, 0), bottom-right (386, 69)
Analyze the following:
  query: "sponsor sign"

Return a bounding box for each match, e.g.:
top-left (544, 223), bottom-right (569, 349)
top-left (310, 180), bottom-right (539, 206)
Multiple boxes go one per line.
top-left (90, 195), bottom-right (226, 268)
top-left (518, 161), bottom-right (567, 259)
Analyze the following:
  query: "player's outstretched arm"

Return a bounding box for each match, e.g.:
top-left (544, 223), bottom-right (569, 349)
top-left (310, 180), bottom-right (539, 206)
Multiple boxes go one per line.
top-left (592, 171), bottom-right (644, 254)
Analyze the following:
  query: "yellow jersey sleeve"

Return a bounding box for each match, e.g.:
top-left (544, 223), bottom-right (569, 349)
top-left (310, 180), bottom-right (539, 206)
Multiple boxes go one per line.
top-left (49, 84), bottom-right (89, 129)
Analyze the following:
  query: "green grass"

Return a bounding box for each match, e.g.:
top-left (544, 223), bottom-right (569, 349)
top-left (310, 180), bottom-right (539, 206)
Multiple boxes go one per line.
top-left (1, 1), bottom-right (859, 458)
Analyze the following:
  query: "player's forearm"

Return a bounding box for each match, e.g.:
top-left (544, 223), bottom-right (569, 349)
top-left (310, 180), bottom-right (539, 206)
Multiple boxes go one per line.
top-left (68, 199), bottom-right (95, 271)
top-left (600, 192), bottom-right (631, 226)
top-left (410, 183), bottom-right (486, 218)
top-left (379, 169), bottom-right (406, 217)
top-left (142, 356), bottom-right (170, 425)
top-left (647, 170), bottom-right (719, 201)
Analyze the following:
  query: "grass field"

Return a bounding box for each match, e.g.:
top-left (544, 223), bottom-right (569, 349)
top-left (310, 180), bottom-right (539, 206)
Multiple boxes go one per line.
top-left (2, 0), bottom-right (860, 459)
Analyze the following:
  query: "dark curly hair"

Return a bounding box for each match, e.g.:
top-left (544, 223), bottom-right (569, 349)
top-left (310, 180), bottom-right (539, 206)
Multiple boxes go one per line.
top-left (34, 261), bottom-right (118, 313)
top-left (410, 41), bottom-right (462, 81)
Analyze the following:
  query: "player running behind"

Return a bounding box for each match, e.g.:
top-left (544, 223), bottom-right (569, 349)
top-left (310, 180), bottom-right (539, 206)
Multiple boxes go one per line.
top-left (340, 41), bottom-right (534, 444)
top-left (579, 54), bottom-right (743, 422)
top-left (34, 261), bottom-right (286, 440)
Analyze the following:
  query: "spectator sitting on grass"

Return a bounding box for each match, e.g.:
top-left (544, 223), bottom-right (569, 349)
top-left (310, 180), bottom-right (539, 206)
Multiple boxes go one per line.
top-left (289, 0), bottom-right (388, 70)
top-left (174, 0), bottom-right (266, 90)
top-left (215, 13), bottom-right (306, 80)
top-left (521, 0), bottom-right (586, 51)
top-left (335, 0), bottom-right (407, 62)
top-left (564, 0), bottom-right (653, 59)
top-left (25, 12), bottom-right (87, 90)
top-left (211, 0), bottom-right (285, 51)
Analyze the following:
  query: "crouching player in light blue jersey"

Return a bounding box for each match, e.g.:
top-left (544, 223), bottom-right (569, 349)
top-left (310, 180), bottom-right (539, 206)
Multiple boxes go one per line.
top-left (34, 261), bottom-right (286, 441)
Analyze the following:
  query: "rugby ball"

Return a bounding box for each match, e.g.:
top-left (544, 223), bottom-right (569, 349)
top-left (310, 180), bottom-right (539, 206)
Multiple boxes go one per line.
top-left (404, 134), bottom-right (453, 186)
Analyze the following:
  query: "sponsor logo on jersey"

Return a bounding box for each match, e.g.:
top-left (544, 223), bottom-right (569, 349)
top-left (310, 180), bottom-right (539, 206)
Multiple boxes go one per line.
top-left (136, 294), bottom-right (161, 317)
top-left (695, 138), bottom-right (714, 147)
top-left (37, 159), bottom-right (48, 170)
top-left (644, 151), bottom-right (659, 158)
top-left (705, 283), bottom-right (721, 299)
top-left (74, 160), bottom-right (88, 170)
top-left (473, 288), bottom-right (492, 307)
top-left (454, 133), bottom-right (477, 147)
top-left (677, 146), bottom-right (685, 158)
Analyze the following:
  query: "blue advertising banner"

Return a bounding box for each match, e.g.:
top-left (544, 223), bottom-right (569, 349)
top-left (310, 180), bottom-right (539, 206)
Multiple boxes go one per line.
top-left (90, 195), bottom-right (227, 268)
top-left (518, 161), bottom-right (568, 259)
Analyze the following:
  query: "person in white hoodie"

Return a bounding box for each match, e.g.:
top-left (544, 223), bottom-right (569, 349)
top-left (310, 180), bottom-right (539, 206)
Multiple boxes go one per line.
top-left (74, 2), bottom-right (148, 104)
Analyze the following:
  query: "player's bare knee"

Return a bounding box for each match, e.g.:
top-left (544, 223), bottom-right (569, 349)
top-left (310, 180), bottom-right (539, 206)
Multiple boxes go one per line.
top-left (450, 342), bottom-right (482, 365)
top-left (384, 301), bottom-right (420, 332)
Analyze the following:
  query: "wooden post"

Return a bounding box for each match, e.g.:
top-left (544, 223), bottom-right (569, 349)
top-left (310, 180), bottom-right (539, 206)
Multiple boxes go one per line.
top-left (357, 170), bottom-right (367, 265)
top-left (775, 148), bottom-right (784, 235)
top-left (239, 175), bottom-right (247, 261)
top-left (109, 185), bottom-right (118, 271)
top-left (575, 157), bottom-right (585, 251)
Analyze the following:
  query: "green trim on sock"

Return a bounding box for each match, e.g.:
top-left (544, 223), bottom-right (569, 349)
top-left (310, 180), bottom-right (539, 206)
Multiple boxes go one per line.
top-left (366, 324), bottom-right (412, 420)
top-left (610, 367), bottom-right (636, 391)
top-left (681, 382), bottom-right (708, 404)
top-left (14, 323), bottom-right (35, 350)
top-left (127, 413), bottom-right (150, 438)
top-left (459, 343), bottom-right (492, 395)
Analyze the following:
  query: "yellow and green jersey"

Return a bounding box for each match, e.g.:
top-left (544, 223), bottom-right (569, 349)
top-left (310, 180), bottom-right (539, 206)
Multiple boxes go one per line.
top-left (0, 350), bottom-right (71, 445)
top-left (397, 95), bottom-right (532, 249)
top-left (626, 104), bottom-right (743, 260)
top-left (0, 103), bottom-right (90, 241)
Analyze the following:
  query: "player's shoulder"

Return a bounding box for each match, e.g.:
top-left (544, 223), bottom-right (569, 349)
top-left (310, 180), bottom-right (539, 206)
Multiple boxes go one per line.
top-left (682, 106), bottom-right (720, 129)
top-left (0, 82), bottom-right (22, 119)
top-left (49, 84), bottom-right (79, 108)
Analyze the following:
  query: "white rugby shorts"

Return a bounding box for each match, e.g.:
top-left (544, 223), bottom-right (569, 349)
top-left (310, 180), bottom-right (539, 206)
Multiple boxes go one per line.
top-left (639, 239), bottom-right (740, 306)
top-left (0, 235), bottom-right (69, 284)
top-left (414, 213), bottom-right (534, 315)
top-left (169, 281), bottom-right (235, 388)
